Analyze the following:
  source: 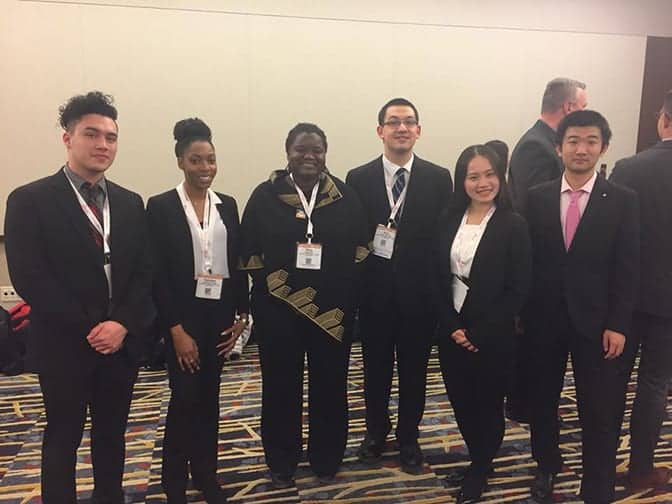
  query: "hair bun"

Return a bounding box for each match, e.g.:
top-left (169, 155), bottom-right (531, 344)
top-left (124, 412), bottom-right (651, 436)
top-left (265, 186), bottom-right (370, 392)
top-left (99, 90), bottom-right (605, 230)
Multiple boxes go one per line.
top-left (173, 118), bottom-right (211, 143)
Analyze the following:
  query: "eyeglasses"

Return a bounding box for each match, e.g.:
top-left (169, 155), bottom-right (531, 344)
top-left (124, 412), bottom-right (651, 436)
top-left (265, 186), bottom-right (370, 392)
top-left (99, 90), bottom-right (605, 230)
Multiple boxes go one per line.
top-left (382, 118), bottom-right (418, 129)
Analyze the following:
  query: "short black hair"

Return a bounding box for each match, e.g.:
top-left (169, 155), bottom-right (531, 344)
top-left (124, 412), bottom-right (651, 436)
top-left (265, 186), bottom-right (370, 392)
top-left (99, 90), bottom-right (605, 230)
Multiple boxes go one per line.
top-left (285, 123), bottom-right (327, 153)
top-left (663, 89), bottom-right (672, 116)
top-left (452, 144), bottom-right (512, 213)
top-left (485, 139), bottom-right (509, 178)
top-left (173, 118), bottom-right (213, 158)
top-left (58, 91), bottom-right (117, 131)
top-left (377, 97), bottom-right (419, 126)
top-left (557, 109), bottom-right (612, 147)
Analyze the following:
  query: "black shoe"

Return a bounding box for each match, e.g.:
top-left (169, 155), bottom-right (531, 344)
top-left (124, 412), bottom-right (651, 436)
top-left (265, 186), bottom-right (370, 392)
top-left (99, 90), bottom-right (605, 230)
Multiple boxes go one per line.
top-left (357, 434), bottom-right (385, 463)
top-left (444, 466), bottom-right (468, 487)
top-left (202, 484), bottom-right (227, 504)
top-left (456, 469), bottom-right (488, 503)
top-left (315, 472), bottom-right (337, 484)
top-left (399, 441), bottom-right (425, 474)
top-left (531, 469), bottom-right (556, 502)
top-left (270, 472), bottom-right (296, 489)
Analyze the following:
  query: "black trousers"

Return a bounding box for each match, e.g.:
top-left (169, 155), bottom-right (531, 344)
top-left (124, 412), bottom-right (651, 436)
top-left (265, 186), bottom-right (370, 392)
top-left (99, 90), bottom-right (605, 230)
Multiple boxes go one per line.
top-left (359, 300), bottom-right (434, 446)
top-left (257, 297), bottom-right (350, 477)
top-left (629, 311), bottom-right (672, 476)
top-left (529, 308), bottom-right (637, 504)
top-left (439, 339), bottom-right (510, 472)
top-left (39, 352), bottom-right (137, 504)
top-left (161, 300), bottom-right (232, 498)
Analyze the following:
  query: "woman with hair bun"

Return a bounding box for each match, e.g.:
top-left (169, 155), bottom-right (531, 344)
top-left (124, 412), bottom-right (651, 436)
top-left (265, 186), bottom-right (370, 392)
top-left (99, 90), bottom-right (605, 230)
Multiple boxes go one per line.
top-left (147, 118), bottom-right (249, 503)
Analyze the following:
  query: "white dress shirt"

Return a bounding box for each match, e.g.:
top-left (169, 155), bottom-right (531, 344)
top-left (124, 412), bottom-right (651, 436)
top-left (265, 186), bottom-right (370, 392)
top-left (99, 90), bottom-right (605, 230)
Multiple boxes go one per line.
top-left (560, 171), bottom-right (597, 232)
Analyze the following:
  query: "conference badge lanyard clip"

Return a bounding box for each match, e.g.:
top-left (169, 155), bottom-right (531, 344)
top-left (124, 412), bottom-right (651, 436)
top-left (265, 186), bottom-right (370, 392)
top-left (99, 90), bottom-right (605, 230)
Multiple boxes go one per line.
top-left (67, 177), bottom-right (113, 298)
top-left (372, 180), bottom-right (408, 259)
top-left (177, 184), bottom-right (226, 300)
top-left (291, 175), bottom-right (322, 270)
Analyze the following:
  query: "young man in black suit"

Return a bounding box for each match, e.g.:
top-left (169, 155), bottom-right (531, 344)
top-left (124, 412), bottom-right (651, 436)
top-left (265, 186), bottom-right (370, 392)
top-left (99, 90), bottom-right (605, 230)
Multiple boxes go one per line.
top-left (4, 92), bottom-right (152, 504)
top-left (346, 98), bottom-right (453, 474)
top-left (610, 89), bottom-right (672, 492)
top-left (525, 110), bottom-right (639, 504)
top-left (506, 77), bottom-right (587, 423)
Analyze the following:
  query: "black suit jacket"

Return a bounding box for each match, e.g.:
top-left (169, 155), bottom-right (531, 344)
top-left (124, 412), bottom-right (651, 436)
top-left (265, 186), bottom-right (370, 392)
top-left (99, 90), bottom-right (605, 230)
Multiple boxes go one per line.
top-left (610, 140), bottom-right (672, 318)
top-left (525, 175), bottom-right (640, 340)
top-left (509, 119), bottom-right (563, 212)
top-left (433, 208), bottom-right (531, 352)
top-left (146, 189), bottom-right (249, 332)
top-left (346, 155), bottom-right (453, 315)
top-left (4, 169), bottom-right (152, 373)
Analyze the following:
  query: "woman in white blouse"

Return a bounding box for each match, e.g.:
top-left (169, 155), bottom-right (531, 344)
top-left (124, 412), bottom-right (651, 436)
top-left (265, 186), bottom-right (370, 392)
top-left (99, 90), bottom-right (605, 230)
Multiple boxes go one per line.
top-left (433, 144), bottom-right (531, 503)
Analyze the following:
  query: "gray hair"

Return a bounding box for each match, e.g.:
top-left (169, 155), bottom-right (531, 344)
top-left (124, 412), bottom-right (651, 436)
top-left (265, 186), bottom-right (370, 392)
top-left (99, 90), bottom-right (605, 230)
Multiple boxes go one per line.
top-left (541, 78), bottom-right (586, 114)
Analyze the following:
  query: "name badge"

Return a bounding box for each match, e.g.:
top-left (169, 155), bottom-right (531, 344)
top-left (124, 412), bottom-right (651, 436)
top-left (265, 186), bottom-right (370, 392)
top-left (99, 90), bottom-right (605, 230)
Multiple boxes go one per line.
top-left (372, 224), bottom-right (396, 259)
top-left (296, 242), bottom-right (322, 270)
top-left (195, 274), bottom-right (223, 300)
top-left (452, 275), bottom-right (469, 313)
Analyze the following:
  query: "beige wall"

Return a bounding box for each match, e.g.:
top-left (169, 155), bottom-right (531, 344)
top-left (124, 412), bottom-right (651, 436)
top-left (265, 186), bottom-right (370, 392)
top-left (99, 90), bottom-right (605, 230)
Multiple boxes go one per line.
top-left (1, 0), bottom-right (670, 287)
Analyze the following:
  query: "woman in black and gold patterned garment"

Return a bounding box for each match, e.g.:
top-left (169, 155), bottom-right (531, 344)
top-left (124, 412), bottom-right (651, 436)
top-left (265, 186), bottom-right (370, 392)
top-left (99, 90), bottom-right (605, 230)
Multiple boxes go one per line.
top-left (239, 123), bottom-right (369, 488)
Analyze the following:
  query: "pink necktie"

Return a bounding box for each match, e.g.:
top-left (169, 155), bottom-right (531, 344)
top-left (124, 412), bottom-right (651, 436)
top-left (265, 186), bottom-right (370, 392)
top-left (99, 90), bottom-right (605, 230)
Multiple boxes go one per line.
top-left (564, 190), bottom-right (582, 250)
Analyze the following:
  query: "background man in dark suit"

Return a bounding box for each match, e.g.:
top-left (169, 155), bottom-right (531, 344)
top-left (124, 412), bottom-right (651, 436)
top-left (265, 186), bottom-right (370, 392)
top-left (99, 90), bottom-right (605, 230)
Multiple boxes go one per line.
top-left (507, 77), bottom-right (588, 423)
top-left (525, 110), bottom-right (639, 504)
top-left (4, 91), bottom-right (151, 504)
top-left (346, 98), bottom-right (453, 474)
top-left (610, 89), bottom-right (672, 492)
top-left (509, 77), bottom-right (588, 211)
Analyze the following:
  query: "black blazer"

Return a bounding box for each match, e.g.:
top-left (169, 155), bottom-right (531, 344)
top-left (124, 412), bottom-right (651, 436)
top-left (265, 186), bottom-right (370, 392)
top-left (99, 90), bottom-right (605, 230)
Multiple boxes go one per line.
top-left (433, 208), bottom-right (531, 352)
top-left (4, 169), bottom-right (152, 373)
top-left (610, 140), bottom-right (672, 318)
top-left (525, 175), bottom-right (640, 340)
top-left (146, 189), bottom-right (249, 332)
top-left (346, 155), bottom-right (453, 315)
top-left (509, 119), bottom-right (563, 212)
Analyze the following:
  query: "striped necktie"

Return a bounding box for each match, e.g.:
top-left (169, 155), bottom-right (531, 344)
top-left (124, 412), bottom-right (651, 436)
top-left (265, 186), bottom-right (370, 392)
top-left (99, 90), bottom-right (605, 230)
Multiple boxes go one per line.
top-left (81, 182), bottom-right (103, 248)
top-left (392, 167), bottom-right (407, 226)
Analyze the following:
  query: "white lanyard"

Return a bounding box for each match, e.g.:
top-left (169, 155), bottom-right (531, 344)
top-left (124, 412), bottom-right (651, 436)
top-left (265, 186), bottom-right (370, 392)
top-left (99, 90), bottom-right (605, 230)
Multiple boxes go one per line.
top-left (66, 176), bottom-right (112, 296)
top-left (290, 174), bottom-right (319, 243)
top-left (385, 171), bottom-right (408, 226)
top-left (176, 183), bottom-right (216, 274)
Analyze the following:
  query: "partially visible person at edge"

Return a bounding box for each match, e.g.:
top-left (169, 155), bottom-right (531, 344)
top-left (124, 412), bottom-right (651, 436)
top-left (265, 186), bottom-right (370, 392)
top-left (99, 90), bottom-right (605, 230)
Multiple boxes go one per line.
top-left (610, 89), bottom-right (672, 493)
top-left (239, 123), bottom-right (370, 488)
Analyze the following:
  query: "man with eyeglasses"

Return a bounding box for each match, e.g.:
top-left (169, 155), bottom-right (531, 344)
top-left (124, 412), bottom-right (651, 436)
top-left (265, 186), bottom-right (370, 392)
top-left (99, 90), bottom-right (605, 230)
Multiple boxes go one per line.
top-left (346, 97), bottom-right (453, 474)
top-left (610, 89), bottom-right (672, 492)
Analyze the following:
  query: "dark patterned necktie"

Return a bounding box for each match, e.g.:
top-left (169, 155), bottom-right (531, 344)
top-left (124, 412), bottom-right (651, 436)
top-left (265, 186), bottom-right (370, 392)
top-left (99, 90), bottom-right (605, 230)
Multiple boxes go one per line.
top-left (81, 182), bottom-right (103, 248)
top-left (392, 167), bottom-right (407, 226)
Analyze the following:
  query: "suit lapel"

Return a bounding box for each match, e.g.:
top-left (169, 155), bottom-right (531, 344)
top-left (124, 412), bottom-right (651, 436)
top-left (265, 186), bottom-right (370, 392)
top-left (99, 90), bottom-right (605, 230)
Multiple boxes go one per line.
top-left (544, 178), bottom-right (566, 254)
top-left (371, 157), bottom-right (390, 223)
top-left (50, 169), bottom-right (103, 264)
top-left (468, 208), bottom-right (501, 282)
top-left (568, 175), bottom-right (609, 254)
top-left (399, 157), bottom-right (427, 230)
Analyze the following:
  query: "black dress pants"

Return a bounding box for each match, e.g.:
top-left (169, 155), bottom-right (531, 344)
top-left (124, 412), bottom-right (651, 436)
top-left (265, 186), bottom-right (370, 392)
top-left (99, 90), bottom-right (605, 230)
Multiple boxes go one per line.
top-left (257, 296), bottom-right (350, 477)
top-left (161, 300), bottom-right (231, 499)
top-left (529, 308), bottom-right (637, 503)
top-left (39, 353), bottom-right (138, 504)
top-left (359, 300), bottom-right (434, 446)
top-left (628, 311), bottom-right (672, 476)
top-left (439, 339), bottom-right (510, 472)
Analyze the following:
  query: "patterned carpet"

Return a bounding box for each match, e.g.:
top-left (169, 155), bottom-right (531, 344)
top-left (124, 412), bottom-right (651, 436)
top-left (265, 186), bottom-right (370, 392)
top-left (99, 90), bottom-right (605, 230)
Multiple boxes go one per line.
top-left (0, 343), bottom-right (671, 503)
